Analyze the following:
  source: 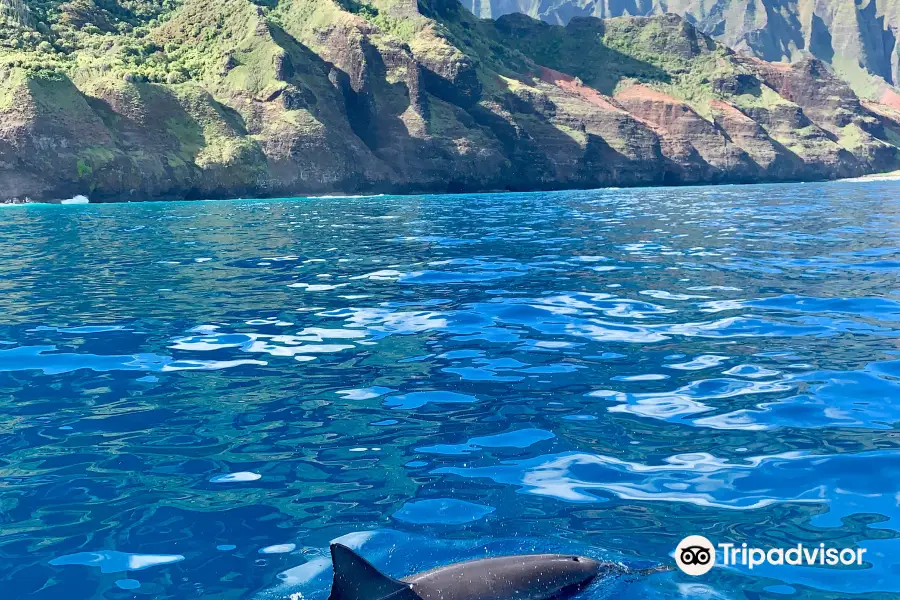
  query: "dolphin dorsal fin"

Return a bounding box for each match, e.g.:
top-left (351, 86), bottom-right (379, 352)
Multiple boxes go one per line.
top-left (328, 544), bottom-right (413, 600)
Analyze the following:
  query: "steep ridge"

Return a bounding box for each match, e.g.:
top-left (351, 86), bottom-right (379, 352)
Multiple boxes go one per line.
top-left (0, 0), bottom-right (898, 202)
top-left (459, 0), bottom-right (900, 104)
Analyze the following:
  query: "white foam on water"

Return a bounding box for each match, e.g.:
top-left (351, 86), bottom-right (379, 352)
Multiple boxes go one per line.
top-left (297, 328), bottom-right (367, 340)
top-left (573, 256), bottom-right (608, 262)
top-left (244, 341), bottom-right (354, 356)
top-left (350, 270), bottom-right (405, 281)
top-left (259, 544), bottom-right (296, 555)
top-left (640, 290), bottom-right (710, 301)
top-left (189, 325), bottom-right (220, 333)
top-left (209, 472), bottom-right (262, 483)
top-left (127, 554), bottom-right (184, 570)
top-left (49, 551), bottom-right (184, 573)
top-left (289, 283), bottom-right (348, 292)
top-left (665, 355), bottom-right (730, 371)
top-left (170, 339), bottom-right (236, 351)
top-left (613, 373), bottom-right (670, 382)
top-left (246, 319), bottom-right (294, 327)
top-left (336, 387), bottom-right (394, 400)
top-left (723, 364), bottom-right (781, 379)
top-left (698, 299), bottom-right (748, 313)
top-left (162, 359), bottom-right (266, 371)
top-left (676, 583), bottom-right (732, 599)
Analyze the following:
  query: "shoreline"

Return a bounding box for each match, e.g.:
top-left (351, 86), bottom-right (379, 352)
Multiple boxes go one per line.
top-left (836, 170), bottom-right (900, 183)
top-left (6, 169), bottom-right (900, 207)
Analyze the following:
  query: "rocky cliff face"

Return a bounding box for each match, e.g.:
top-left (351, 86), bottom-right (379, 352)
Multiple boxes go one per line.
top-left (1, 0), bottom-right (899, 202)
top-left (460, 0), bottom-right (900, 103)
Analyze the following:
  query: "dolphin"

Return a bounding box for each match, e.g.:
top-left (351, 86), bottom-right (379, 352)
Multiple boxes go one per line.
top-left (328, 542), bottom-right (617, 600)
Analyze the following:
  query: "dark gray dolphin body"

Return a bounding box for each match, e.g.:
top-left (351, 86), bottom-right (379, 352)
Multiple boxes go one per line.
top-left (328, 543), bottom-right (617, 600)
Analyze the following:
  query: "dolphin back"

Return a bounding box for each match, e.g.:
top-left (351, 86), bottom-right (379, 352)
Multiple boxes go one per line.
top-left (328, 544), bottom-right (420, 600)
top-left (404, 554), bottom-right (606, 600)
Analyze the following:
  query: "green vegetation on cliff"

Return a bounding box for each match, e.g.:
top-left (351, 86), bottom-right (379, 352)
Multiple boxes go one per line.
top-left (0, 0), bottom-right (899, 202)
top-left (459, 0), bottom-right (900, 105)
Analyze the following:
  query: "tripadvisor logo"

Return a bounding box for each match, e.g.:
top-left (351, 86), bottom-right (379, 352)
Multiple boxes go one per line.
top-left (675, 535), bottom-right (716, 576)
top-left (674, 536), bottom-right (868, 576)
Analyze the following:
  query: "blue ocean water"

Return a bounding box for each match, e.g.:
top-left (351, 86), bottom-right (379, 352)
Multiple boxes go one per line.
top-left (1, 181), bottom-right (899, 599)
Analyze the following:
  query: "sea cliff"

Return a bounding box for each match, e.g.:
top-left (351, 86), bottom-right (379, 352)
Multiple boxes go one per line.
top-left (2, 0), bottom-right (900, 202)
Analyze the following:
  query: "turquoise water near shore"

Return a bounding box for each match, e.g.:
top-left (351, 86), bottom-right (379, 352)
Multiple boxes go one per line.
top-left (1, 182), bottom-right (900, 599)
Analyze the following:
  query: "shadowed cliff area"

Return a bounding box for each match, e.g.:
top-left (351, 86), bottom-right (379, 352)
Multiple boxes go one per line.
top-left (1, 0), bottom-right (900, 202)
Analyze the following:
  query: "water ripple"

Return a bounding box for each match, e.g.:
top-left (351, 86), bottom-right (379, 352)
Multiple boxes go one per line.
top-left (2, 183), bottom-right (900, 599)
top-left (435, 450), bottom-right (900, 510)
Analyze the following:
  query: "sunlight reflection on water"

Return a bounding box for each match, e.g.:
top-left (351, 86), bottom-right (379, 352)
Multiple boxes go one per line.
top-left (0, 182), bottom-right (899, 599)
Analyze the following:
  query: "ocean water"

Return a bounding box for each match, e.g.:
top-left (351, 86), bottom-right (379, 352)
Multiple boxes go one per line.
top-left (1, 181), bottom-right (899, 600)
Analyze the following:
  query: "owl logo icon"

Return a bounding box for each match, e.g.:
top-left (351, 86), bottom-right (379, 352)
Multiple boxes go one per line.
top-left (675, 535), bottom-right (716, 576)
